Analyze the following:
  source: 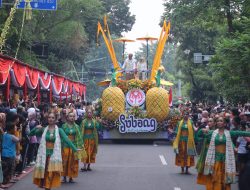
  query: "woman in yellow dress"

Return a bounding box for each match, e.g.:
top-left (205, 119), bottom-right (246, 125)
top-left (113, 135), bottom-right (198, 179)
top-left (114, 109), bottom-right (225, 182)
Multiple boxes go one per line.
top-left (30, 111), bottom-right (80, 190)
top-left (80, 106), bottom-right (101, 171)
top-left (61, 111), bottom-right (85, 183)
top-left (173, 110), bottom-right (196, 174)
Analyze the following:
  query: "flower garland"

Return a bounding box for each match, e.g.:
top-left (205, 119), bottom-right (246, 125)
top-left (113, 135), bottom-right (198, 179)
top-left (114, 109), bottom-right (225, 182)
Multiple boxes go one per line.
top-left (0, 0), bottom-right (19, 52)
top-left (127, 106), bottom-right (146, 118)
top-left (116, 79), bottom-right (156, 93)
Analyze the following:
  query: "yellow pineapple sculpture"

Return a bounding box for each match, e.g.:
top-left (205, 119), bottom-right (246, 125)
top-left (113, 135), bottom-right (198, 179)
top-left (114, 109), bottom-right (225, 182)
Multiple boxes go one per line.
top-left (101, 70), bottom-right (125, 121)
top-left (146, 70), bottom-right (169, 122)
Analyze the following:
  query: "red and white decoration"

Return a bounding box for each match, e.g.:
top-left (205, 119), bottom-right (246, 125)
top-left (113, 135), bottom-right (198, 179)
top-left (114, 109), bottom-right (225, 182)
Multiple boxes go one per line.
top-left (126, 89), bottom-right (146, 107)
top-left (0, 54), bottom-right (86, 103)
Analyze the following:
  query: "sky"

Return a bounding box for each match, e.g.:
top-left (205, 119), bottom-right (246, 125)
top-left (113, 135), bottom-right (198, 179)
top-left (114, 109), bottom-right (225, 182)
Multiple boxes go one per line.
top-left (122, 0), bottom-right (165, 54)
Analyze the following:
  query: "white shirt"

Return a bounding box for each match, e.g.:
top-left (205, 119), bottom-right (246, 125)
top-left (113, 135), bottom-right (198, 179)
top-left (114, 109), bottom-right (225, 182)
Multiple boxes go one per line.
top-left (137, 62), bottom-right (147, 71)
top-left (237, 137), bottom-right (248, 154)
top-left (122, 58), bottom-right (136, 71)
top-left (77, 109), bottom-right (85, 118)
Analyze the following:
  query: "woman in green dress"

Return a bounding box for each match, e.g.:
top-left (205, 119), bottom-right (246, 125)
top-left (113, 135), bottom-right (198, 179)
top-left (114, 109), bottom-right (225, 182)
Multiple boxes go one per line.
top-left (30, 111), bottom-right (80, 190)
top-left (196, 118), bottom-right (216, 185)
top-left (80, 106), bottom-right (102, 171)
top-left (61, 111), bottom-right (85, 183)
top-left (200, 116), bottom-right (250, 190)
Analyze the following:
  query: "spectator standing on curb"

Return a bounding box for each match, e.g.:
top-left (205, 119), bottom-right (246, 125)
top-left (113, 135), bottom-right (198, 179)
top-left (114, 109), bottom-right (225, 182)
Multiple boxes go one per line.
top-left (1, 123), bottom-right (20, 185)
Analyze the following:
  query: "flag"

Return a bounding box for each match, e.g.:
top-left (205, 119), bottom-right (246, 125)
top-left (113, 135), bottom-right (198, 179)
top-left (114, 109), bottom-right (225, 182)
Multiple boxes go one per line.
top-left (169, 87), bottom-right (172, 106)
top-left (103, 15), bottom-right (108, 32)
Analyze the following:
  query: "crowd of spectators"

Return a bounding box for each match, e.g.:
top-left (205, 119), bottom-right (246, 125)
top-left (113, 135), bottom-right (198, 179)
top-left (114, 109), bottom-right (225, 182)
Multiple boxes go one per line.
top-left (0, 93), bottom-right (249, 190)
top-left (0, 96), bottom-right (88, 189)
top-left (184, 102), bottom-right (250, 190)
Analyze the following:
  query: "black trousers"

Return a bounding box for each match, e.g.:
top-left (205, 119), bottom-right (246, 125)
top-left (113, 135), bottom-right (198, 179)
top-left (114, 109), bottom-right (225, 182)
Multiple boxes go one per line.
top-left (2, 157), bottom-right (15, 184)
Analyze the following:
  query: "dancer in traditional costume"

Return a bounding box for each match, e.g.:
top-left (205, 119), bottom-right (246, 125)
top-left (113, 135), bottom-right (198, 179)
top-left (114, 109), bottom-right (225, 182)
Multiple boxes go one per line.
top-left (61, 111), bottom-right (85, 183)
top-left (173, 110), bottom-right (196, 174)
top-left (201, 117), bottom-right (250, 190)
top-left (196, 118), bottom-right (216, 185)
top-left (80, 106), bottom-right (102, 171)
top-left (30, 111), bottom-right (80, 190)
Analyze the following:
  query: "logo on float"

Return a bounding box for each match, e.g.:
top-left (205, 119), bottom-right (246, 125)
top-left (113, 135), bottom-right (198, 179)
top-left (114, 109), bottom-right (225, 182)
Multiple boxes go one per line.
top-left (126, 89), bottom-right (145, 106)
top-left (118, 114), bottom-right (157, 133)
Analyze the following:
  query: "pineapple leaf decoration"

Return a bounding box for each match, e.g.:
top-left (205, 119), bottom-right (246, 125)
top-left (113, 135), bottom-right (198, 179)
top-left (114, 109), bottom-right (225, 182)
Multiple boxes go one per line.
top-left (155, 70), bottom-right (161, 87)
top-left (111, 68), bottom-right (118, 87)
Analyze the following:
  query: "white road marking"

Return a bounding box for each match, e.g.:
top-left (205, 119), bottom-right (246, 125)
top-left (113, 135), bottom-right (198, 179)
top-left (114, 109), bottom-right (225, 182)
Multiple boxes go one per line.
top-left (159, 155), bottom-right (167, 165)
top-left (174, 187), bottom-right (181, 190)
top-left (153, 144), bottom-right (158, 147)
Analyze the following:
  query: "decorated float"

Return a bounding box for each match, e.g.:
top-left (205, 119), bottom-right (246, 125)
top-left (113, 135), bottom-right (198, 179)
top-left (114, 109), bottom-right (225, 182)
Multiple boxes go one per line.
top-left (95, 17), bottom-right (180, 139)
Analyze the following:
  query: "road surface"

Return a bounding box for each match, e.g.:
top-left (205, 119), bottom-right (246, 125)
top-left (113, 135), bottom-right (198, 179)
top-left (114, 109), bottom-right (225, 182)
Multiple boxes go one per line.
top-left (9, 141), bottom-right (239, 190)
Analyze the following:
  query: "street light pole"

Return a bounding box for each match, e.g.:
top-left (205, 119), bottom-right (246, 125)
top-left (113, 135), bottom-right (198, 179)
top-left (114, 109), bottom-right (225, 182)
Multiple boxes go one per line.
top-left (177, 49), bottom-right (190, 98)
top-left (178, 71), bottom-right (182, 98)
top-left (146, 40), bottom-right (149, 77)
top-left (81, 63), bottom-right (84, 82)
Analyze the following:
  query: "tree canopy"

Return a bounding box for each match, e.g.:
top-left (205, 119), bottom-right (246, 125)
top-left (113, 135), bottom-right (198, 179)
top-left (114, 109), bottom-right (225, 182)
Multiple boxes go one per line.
top-left (161, 0), bottom-right (250, 104)
top-left (0, 0), bottom-right (135, 101)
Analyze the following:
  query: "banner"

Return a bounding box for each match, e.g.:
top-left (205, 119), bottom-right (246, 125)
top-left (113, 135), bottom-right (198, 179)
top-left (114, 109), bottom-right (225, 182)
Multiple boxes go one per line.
top-left (118, 114), bottom-right (157, 133)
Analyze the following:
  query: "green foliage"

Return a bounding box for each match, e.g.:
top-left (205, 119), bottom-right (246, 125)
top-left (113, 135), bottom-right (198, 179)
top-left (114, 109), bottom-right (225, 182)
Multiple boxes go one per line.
top-left (86, 79), bottom-right (104, 101)
top-left (161, 0), bottom-right (249, 103)
top-left (100, 0), bottom-right (135, 35)
top-left (211, 18), bottom-right (250, 103)
top-left (0, 0), bottom-right (135, 102)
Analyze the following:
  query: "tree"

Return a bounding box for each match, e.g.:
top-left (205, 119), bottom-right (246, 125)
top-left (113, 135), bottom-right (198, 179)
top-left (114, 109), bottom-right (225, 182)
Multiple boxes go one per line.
top-left (0, 0), bottom-right (135, 77)
top-left (211, 17), bottom-right (250, 103)
top-left (161, 0), bottom-right (248, 103)
top-left (100, 0), bottom-right (135, 36)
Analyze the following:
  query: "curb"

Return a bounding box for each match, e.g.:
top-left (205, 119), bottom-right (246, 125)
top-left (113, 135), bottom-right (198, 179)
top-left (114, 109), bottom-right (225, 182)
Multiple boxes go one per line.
top-left (4, 166), bottom-right (34, 189)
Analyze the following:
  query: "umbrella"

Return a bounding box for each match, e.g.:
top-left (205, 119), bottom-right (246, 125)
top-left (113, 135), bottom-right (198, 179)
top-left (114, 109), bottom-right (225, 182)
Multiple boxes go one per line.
top-left (136, 35), bottom-right (158, 75)
top-left (160, 79), bottom-right (174, 86)
top-left (97, 79), bottom-right (111, 87)
top-left (114, 37), bottom-right (135, 61)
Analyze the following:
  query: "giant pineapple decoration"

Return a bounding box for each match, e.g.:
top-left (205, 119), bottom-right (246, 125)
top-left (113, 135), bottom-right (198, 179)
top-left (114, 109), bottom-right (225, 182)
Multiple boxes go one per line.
top-left (101, 70), bottom-right (125, 121)
top-left (146, 70), bottom-right (169, 122)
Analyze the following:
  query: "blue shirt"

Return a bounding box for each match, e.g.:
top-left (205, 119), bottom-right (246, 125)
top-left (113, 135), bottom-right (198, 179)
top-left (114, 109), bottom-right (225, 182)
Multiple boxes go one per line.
top-left (2, 133), bottom-right (16, 158)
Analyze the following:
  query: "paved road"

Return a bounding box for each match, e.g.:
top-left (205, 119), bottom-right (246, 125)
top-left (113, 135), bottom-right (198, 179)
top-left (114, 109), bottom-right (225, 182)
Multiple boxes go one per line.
top-left (9, 141), bottom-right (239, 190)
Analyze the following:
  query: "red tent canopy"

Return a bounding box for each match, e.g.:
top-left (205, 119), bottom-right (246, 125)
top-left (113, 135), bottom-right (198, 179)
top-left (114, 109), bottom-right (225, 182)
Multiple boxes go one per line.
top-left (39, 71), bottom-right (51, 89)
top-left (26, 67), bottom-right (39, 89)
top-left (0, 54), bottom-right (86, 102)
top-left (12, 62), bottom-right (26, 86)
top-left (0, 58), bottom-right (12, 85)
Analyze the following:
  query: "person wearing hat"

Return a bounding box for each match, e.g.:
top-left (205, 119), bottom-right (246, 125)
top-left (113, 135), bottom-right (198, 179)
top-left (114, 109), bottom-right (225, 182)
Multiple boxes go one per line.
top-left (173, 108), bottom-right (197, 174)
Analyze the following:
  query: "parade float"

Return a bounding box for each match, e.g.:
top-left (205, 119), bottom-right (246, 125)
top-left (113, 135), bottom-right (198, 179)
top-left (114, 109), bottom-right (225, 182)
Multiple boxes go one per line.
top-left (95, 17), bottom-right (180, 139)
